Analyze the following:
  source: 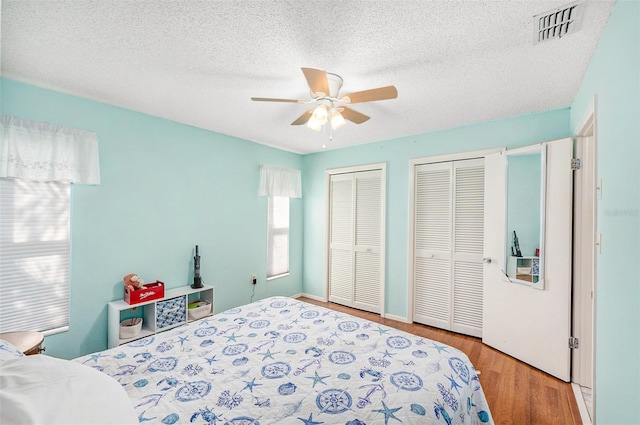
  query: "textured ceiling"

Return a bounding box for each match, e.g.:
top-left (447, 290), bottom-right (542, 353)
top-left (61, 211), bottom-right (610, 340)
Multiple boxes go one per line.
top-left (1, 1), bottom-right (614, 154)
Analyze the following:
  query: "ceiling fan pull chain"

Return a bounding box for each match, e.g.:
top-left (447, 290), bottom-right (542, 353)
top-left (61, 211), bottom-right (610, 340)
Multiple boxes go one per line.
top-left (322, 121), bottom-right (327, 149)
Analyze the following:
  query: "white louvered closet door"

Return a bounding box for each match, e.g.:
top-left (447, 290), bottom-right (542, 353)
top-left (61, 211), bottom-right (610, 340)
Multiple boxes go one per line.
top-left (413, 158), bottom-right (484, 337)
top-left (329, 170), bottom-right (382, 314)
top-left (414, 162), bottom-right (452, 329)
top-left (353, 171), bottom-right (382, 312)
top-left (451, 160), bottom-right (484, 337)
top-left (329, 174), bottom-right (354, 307)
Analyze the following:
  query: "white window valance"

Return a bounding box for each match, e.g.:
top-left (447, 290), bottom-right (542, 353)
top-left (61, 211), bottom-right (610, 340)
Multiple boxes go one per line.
top-left (258, 164), bottom-right (302, 198)
top-left (0, 115), bottom-right (100, 184)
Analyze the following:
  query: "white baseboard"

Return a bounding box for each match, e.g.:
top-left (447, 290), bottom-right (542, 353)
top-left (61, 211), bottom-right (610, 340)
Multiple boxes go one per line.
top-left (571, 383), bottom-right (592, 425)
top-left (295, 293), bottom-right (326, 302)
top-left (294, 294), bottom-right (410, 323)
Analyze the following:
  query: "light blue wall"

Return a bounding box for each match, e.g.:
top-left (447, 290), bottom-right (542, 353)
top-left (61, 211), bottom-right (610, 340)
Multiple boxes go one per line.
top-left (302, 109), bottom-right (570, 317)
top-left (570, 1), bottom-right (640, 423)
top-left (1, 78), bottom-right (304, 360)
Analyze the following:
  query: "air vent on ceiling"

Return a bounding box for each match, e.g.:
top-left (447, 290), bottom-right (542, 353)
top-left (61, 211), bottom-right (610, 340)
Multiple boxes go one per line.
top-left (534, 1), bottom-right (584, 43)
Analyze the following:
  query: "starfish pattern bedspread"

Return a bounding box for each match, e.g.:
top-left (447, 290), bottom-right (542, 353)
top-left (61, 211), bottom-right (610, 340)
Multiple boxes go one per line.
top-left (74, 296), bottom-right (493, 425)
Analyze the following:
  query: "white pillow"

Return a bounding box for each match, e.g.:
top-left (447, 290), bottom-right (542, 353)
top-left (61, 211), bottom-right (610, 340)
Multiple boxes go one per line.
top-left (0, 339), bottom-right (25, 365)
top-left (0, 355), bottom-right (138, 425)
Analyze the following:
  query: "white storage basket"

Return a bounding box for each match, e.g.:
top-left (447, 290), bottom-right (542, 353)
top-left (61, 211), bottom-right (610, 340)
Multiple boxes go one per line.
top-left (188, 299), bottom-right (212, 321)
top-left (119, 317), bottom-right (142, 339)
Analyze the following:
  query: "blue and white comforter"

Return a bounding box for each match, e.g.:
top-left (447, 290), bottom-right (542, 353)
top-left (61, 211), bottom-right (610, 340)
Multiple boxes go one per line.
top-left (75, 296), bottom-right (493, 424)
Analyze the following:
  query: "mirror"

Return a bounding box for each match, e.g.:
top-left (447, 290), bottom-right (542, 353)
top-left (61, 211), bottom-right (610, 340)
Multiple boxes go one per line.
top-left (504, 144), bottom-right (546, 289)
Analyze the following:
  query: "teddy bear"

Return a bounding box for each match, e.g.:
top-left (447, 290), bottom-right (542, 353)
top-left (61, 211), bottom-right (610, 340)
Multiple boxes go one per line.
top-left (123, 273), bottom-right (144, 292)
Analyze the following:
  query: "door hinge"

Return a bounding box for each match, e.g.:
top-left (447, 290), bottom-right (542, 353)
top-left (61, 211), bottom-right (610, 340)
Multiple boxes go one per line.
top-left (571, 158), bottom-right (582, 170)
top-left (569, 336), bottom-right (580, 349)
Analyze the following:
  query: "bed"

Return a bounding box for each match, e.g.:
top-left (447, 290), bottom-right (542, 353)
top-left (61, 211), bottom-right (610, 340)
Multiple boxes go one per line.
top-left (0, 341), bottom-right (138, 424)
top-left (3, 296), bottom-right (494, 424)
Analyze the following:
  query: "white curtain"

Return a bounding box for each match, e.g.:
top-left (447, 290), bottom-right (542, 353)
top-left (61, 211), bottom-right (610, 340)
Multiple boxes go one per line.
top-left (258, 164), bottom-right (301, 198)
top-left (0, 115), bottom-right (100, 184)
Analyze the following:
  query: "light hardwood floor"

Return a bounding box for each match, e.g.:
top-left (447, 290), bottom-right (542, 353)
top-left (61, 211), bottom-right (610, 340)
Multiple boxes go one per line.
top-left (300, 297), bottom-right (582, 425)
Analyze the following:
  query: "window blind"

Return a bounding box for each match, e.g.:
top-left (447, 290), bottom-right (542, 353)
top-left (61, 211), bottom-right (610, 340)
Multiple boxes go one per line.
top-left (267, 196), bottom-right (289, 279)
top-left (0, 178), bottom-right (70, 334)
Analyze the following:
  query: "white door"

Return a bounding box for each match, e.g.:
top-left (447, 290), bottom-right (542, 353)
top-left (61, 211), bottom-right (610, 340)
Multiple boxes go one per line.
top-left (328, 169), bottom-right (384, 313)
top-left (328, 174), bottom-right (354, 308)
top-left (483, 137), bottom-right (573, 381)
top-left (414, 162), bottom-right (452, 330)
top-left (414, 159), bottom-right (485, 337)
top-left (353, 172), bottom-right (383, 312)
top-left (451, 161), bottom-right (485, 336)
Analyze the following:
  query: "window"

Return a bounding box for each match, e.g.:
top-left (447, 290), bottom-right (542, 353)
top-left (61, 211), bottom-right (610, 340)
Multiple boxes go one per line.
top-left (267, 196), bottom-right (289, 279)
top-left (258, 164), bottom-right (299, 280)
top-left (0, 178), bottom-right (70, 335)
top-left (0, 115), bottom-right (99, 336)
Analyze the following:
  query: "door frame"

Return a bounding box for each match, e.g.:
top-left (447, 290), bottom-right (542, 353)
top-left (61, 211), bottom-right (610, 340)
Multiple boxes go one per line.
top-left (324, 162), bottom-right (387, 316)
top-left (407, 148), bottom-right (501, 323)
top-left (571, 97), bottom-right (598, 424)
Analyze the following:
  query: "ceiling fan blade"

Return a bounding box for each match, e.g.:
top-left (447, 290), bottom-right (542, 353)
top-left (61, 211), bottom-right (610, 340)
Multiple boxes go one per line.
top-left (340, 107), bottom-right (370, 124)
top-left (301, 67), bottom-right (330, 97)
top-left (340, 85), bottom-right (398, 104)
top-left (291, 110), bottom-right (313, 126)
top-left (251, 97), bottom-right (306, 103)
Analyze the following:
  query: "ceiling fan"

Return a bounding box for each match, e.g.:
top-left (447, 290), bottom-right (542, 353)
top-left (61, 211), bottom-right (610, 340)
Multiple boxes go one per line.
top-left (251, 67), bottom-right (398, 131)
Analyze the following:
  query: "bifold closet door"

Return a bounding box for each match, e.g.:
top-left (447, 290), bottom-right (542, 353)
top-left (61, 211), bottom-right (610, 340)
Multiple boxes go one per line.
top-left (328, 174), bottom-right (354, 308)
top-left (413, 159), bottom-right (484, 337)
top-left (329, 170), bottom-right (382, 314)
top-left (414, 162), bottom-right (452, 330)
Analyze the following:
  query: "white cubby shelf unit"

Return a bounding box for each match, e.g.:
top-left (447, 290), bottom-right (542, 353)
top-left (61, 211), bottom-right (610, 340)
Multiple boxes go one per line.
top-left (507, 256), bottom-right (540, 283)
top-left (108, 284), bottom-right (214, 348)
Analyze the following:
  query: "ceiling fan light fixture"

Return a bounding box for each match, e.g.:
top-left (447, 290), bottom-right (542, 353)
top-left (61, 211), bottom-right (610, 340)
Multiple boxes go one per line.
top-left (311, 104), bottom-right (328, 123)
top-left (329, 108), bottom-right (346, 130)
top-left (306, 115), bottom-right (323, 131)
